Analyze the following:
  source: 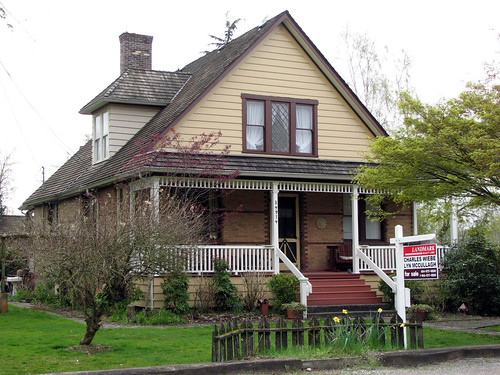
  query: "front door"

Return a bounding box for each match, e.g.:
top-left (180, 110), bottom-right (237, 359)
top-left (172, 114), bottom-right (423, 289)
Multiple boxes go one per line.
top-left (278, 195), bottom-right (300, 269)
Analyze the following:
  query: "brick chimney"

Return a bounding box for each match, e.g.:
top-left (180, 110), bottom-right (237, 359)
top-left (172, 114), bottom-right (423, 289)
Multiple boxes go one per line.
top-left (119, 32), bottom-right (153, 74)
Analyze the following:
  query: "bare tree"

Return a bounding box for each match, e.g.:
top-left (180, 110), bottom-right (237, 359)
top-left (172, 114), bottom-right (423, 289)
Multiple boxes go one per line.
top-left (29, 190), bottom-right (207, 345)
top-left (340, 29), bottom-right (414, 132)
top-left (28, 131), bottom-right (238, 346)
top-left (0, 152), bottom-right (12, 217)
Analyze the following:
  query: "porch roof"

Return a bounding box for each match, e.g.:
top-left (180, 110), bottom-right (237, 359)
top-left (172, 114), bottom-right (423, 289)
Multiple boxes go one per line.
top-left (138, 151), bottom-right (364, 180)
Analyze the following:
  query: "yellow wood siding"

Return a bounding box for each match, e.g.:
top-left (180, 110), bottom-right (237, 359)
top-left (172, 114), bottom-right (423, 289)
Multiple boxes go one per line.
top-left (159, 25), bottom-right (374, 161)
top-left (108, 104), bottom-right (160, 157)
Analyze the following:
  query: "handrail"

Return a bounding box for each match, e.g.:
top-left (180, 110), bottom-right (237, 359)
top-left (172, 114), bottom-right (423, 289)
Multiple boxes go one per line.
top-left (276, 247), bottom-right (312, 317)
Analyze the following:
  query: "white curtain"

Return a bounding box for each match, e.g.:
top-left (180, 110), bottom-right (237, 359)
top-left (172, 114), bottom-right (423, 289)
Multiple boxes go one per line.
top-left (296, 105), bottom-right (312, 153)
top-left (246, 101), bottom-right (264, 150)
top-left (365, 201), bottom-right (382, 240)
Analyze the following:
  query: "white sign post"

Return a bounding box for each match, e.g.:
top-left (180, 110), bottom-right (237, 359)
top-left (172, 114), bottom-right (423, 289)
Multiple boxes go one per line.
top-left (390, 225), bottom-right (436, 349)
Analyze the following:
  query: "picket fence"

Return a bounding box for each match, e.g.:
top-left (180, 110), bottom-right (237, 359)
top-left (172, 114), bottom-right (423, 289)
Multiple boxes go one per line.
top-left (212, 314), bottom-right (424, 362)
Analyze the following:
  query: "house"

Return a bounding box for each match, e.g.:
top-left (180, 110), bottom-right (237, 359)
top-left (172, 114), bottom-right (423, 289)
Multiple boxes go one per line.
top-left (21, 11), bottom-right (432, 312)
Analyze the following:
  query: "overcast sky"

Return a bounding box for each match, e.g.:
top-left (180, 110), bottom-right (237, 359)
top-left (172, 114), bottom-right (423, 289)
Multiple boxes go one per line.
top-left (0, 0), bottom-right (498, 214)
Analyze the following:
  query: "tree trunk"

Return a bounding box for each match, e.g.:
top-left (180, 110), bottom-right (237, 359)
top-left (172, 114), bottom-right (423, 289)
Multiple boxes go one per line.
top-left (80, 314), bottom-right (102, 345)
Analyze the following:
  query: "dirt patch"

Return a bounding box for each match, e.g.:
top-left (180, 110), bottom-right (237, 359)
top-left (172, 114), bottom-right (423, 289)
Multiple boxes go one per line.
top-left (66, 344), bottom-right (113, 355)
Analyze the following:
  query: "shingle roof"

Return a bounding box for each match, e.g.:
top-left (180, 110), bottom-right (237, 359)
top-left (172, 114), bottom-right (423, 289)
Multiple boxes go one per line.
top-left (80, 69), bottom-right (191, 114)
top-left (21, 11), bottom-right (382, 210)
top-left (0, 215), bottom-right (27, 238)
top-left (125, 150), bottom-right (364, 179)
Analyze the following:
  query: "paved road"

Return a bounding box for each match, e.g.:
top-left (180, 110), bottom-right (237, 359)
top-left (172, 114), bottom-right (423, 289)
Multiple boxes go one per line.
top-left (304, 357), bottom-right (500, 374)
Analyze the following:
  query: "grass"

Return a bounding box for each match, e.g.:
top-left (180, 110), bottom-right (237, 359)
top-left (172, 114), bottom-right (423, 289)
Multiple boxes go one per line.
top-left (0, 305), bottom-right (212, 375)
top-left (481, 324), bottom-right (500, 332)
top-left (1, 305), bottom-right (499, 375)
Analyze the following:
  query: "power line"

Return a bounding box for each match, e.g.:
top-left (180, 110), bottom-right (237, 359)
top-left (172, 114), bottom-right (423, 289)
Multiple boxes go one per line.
top-left (0, 58), bottom-right (76, 158)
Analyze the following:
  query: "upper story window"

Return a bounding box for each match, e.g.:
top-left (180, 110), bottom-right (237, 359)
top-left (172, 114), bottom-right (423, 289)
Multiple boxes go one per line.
top-left (93, 111), bottom-right (109, 162)
top-left (242, 94), bottom-right (318, 156)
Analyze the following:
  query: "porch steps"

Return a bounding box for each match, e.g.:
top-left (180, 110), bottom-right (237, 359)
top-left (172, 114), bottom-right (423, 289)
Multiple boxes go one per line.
top-left (304, 272), bottom-right (387, 317)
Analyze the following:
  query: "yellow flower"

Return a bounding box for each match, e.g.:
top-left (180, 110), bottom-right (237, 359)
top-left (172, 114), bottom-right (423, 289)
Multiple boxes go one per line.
top-left (378, 308), bottom-right (383, 313)
top-left (400, 323), bottom-right (405, 328)
top-left (342, 309), bottom-right (348, 314)
top-left (334, 317), bottom-right (340, 323)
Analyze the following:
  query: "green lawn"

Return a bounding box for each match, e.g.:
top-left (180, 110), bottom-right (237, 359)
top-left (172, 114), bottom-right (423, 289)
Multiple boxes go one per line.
top-left (480, 324), bottom-right (500, 332)
top-left (1, 305), bottom-right (499, 375)
top-left (0, 306), bottom-right (212, 375)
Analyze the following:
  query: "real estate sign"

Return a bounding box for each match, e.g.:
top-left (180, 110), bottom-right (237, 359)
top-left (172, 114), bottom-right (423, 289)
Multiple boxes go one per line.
top-left (403, 243), bottom-right (438, 280)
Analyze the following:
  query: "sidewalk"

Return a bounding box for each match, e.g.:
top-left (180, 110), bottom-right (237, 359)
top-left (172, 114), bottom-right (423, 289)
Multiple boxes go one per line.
top-left (424, 317), bottom-right (500, 336)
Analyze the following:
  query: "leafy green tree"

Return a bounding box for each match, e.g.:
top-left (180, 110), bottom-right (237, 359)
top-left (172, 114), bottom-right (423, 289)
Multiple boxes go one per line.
top-left (355, 79), bottom-right (500, 213)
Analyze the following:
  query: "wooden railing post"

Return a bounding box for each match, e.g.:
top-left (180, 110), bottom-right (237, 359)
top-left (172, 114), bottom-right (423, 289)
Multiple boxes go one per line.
top-left (219, 323), bottom-right (226, 361)
top-left (226, 322), bottom-right (233, 360)
top-left (233, 320), bottom-right (240, 359)
top-left (212, 325), bottom-right (219, 362)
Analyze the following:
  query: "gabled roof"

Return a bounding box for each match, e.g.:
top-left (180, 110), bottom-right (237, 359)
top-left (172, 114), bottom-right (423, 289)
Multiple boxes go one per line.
top-left (80, 69), bottom-right (191, 114)
top-left (21, 10), bottom-right (386, 210)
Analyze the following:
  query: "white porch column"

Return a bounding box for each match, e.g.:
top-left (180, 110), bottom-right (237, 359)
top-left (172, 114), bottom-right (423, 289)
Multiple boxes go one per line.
top-left (412, 202), bottom-right (418, 236)
top-left (450, 203), bottom-right (459, 244)
top-left (150, 177), bottom-right (160, 223)
top-left (271, 182), bottom-right (280, 274)
top-left (351, 185), bottom-right (359, 273)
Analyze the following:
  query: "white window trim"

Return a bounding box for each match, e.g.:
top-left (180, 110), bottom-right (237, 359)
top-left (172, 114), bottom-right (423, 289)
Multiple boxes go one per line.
top-left (93, 111), bottom-right (109, 163)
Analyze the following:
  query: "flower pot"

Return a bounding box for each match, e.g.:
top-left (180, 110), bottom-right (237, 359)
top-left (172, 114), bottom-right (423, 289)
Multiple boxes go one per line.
top-left (413, 309), bottom-right (427, 321)
top-left (286, 308), bottom-right (301, 320)
top-left (258, 300), bottom-right (269, 315)
top-left (0, 293), bottom-right (8, 314)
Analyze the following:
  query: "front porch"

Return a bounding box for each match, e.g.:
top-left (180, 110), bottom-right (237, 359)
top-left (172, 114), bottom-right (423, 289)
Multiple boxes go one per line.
top-left (133, 176), bottom-right (445, 312)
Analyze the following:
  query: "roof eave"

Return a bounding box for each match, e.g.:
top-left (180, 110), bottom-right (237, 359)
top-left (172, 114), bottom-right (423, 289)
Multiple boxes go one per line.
top-left (79, 98), bottom-right (169, 115)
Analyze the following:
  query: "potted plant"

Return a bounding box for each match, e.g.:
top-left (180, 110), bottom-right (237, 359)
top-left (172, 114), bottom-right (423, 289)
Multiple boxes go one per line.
top-left (282, 302), bottom-right (306, 319)
top-left (408, 304), bottom-right (434, 321)
top-left (268, 273), bottom-right (300, 313)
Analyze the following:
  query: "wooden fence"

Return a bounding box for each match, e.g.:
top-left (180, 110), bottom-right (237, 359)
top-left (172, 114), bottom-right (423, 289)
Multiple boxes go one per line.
top-left (212, 314), bottom-right (424, 362)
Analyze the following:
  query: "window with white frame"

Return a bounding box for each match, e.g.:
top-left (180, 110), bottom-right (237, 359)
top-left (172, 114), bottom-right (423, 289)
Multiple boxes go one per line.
top-left (93, 112), bottom-right (109, 162)
top-left (242, 94), bottom-right (318, 156)
top-left (343, 195), bottom-right (383, 242)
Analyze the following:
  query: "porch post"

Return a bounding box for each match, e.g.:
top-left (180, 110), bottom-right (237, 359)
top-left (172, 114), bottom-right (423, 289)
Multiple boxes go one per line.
top-left (450, 202), bottom-right (459, 244)
top-left (150, 177), bottom-right (160, 223)
top-left (412, 202), bottom-right (418, 236)
top-left (351, 185), bottom-right (359, 273)
top-left (271, 182), bottom-right (280, 274)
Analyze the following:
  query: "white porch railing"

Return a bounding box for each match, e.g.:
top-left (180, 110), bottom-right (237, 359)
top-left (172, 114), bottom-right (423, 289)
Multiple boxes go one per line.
top-left (357, 245), bottom-right (450, 272)
top-left (185, 245), bottom-right (274, 275)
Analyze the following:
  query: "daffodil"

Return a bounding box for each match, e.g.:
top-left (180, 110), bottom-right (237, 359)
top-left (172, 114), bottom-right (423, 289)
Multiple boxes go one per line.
top-left (400, 323), bottom-right (405, 328)
top-left (334, 316), bottom-right (340, 323)
top-left (377, 308), bottom-right (383, 313)
top-left (342, 309), bottom-right (348, 314)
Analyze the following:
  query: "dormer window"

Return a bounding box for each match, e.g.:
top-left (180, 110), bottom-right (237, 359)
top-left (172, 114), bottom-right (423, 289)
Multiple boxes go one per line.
top-left (242, 94), bottom-right (318, 156)
top-left (93, 111), bottom-right (109, 162)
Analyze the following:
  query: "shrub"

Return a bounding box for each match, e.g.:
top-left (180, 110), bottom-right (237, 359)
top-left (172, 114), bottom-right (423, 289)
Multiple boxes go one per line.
top-left (161, 270), bottom-right (190, 314)
top-left (212, 259), bottom-right (241, 312)
top-left (378, 275), bottom-right (424, 305)
top-left (192, 274), bottom-right (214, 313)
top-left (240, 272), bottom-right (266, 311)
top-left (135, 308), bottom-right (186, 325)
top-left (268, 273), bottom-right (299, 311)
top-left (441, 231), bottom-right (500, 315)
top-left (34, 282), bottom-right (71, 308)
